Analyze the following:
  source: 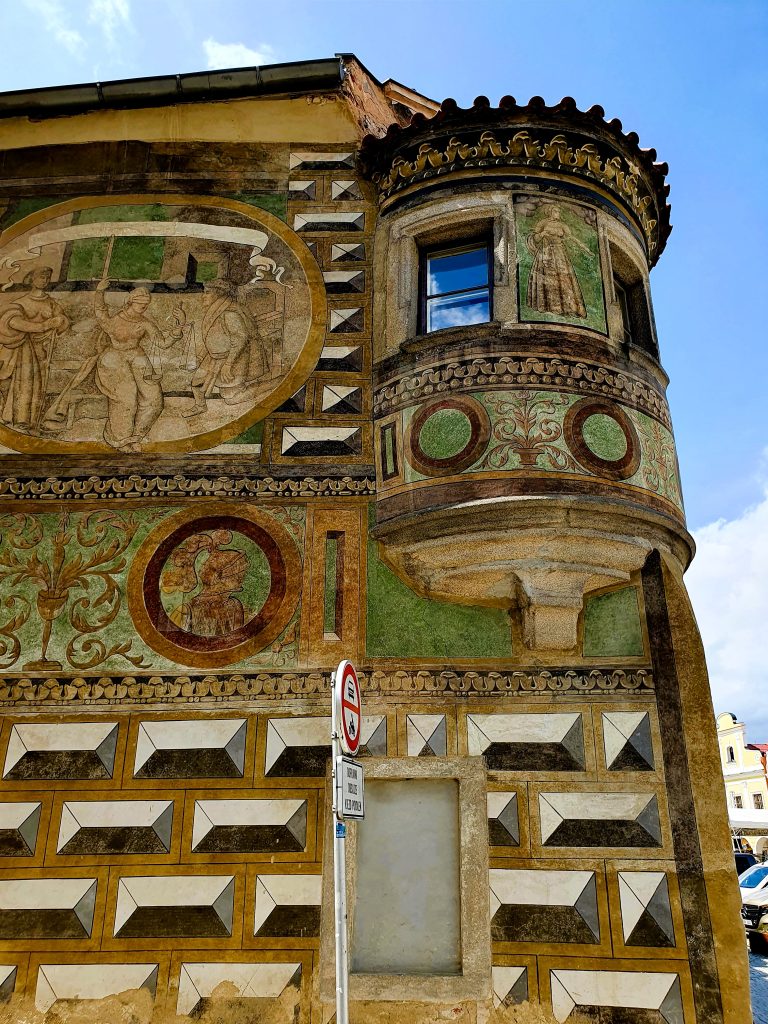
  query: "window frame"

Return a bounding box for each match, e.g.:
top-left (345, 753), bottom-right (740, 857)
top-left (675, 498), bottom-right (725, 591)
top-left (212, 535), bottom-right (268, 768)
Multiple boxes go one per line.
top-left (755, 794), bottom-right (765, 810)
top-left (319, 756), bottom-right (491, 1003)
top-left (418, 239), bottom-right (493, 336)
top-left (613, 275), bottom-right (634, 346)
top-left (608, 242), bottom-right (658, 358)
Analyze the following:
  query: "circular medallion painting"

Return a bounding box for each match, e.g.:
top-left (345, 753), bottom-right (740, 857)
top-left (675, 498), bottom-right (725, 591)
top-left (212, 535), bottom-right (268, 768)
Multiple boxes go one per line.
top-left (128, 505), bottom-right (301, 667)
top-left (564, 398), bottom-right (641, 480)
top-left (405, 395), bottom-right (490, 477)
top-left (0, 195), bottom-right (325, 453)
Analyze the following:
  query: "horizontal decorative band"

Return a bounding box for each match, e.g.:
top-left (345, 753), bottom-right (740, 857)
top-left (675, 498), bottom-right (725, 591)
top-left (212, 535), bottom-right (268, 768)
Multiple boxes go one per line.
top-left (375, 354), bottom-right (670, 428)
top-left (0, 474), bottom-right (376, 501)
top-left (376, 474), bottom-right (685, 526)
top-left (369, 129), bottom-right (662, 259)
top-left (0, 668), bottom-right (654, 705)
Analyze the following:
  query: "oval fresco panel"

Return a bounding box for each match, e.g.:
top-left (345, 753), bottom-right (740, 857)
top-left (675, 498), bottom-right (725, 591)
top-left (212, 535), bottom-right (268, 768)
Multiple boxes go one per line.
top-left (0, 195), bottom-right (325, 453)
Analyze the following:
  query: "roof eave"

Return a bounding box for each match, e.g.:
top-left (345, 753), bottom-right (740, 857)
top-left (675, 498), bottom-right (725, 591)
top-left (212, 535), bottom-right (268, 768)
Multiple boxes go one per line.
top-left (0, 56), bottom-right (346, 120)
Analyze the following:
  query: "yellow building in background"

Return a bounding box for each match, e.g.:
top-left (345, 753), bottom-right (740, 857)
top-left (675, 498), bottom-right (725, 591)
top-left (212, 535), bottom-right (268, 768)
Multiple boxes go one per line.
top-left (717, 711), bottom-right (768, 857)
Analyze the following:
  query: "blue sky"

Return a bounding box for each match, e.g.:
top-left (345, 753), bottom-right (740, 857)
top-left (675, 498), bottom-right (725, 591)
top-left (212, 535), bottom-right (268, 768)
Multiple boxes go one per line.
top-left (1, 0), bottom-right (767, 731)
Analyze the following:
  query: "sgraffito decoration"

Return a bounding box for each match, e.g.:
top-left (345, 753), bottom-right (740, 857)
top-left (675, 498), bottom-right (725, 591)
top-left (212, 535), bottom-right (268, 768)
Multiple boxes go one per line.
top-left (516, 198), bottom-right (606, 332)
top-left (395, 389), bottom-right (682, 515)
top-left (128, 503), bottom-right (303, 668)
top-left (0, 196), bottom-right (325, 455)
top-left (0, 510), bottom-right (158, 672)
top-left (404, 396), bottom-right (490, 477)
top-left (564, 399), bottom-right (641, 480)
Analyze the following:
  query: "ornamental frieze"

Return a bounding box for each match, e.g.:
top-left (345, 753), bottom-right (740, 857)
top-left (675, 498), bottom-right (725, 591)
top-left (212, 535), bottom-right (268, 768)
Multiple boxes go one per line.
top-left (0, 473), bottom-right (376, 501)
top-left (0, 667), bottom-right (654, 706)
top-left (369, 129), bottom-right (662, 258)
top-left (374, 353), bottom-right (671, 428)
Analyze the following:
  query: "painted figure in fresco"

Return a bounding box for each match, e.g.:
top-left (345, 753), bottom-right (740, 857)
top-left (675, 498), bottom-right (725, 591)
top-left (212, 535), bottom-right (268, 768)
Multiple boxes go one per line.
top-left (184, 277), bottom-right (266, 418)
top-left (93, 280), bottom-right (177, 451)
top-left (0, 267), bottom-right (70, 430)
top-left (160, 529), bottom-right (251, 637)
top-left (526, 204), bottom-right (591, 318)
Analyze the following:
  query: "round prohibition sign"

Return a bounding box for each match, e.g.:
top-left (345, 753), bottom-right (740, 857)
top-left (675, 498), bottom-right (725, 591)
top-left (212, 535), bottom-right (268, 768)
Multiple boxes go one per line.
top-left (335, 660), bottom-right (362, 756)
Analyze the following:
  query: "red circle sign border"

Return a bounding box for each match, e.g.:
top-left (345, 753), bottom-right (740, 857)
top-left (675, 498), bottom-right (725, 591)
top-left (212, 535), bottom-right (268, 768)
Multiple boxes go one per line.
top-left (337, 660), bottom-right (362, 756)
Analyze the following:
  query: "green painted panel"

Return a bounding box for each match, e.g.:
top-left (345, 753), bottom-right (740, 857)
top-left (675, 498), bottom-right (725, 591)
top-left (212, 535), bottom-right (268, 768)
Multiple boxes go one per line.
top-left (196, 260), bottom-right (219, 282)
top-left (582, 586), bottom-right (644, 658)
top-left (228, 193), bottom-right (288, 222)
top-left (67, 237), bottom-right (110, 281)
top-left (2, 198), bottom-right (63, 229)
top-left (419, 408), bottom-right (472, 460)
top-left (516, 197), bottom-right (606, 332)
top-left (230, 421), bottom-right (264, 445)
top-left (582, 413), bottom-right (628, 461)
top-left (324, 535), bottom-right (339, 636)
top-left (366, 511), bottom-right (512, 659)
top-left (78, 204), bottom-right (170, 223)
top-left (108, 236), bottom-right (165, 280)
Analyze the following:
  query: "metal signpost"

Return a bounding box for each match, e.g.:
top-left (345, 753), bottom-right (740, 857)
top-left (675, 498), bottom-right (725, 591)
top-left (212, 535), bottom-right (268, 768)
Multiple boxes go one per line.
top-left (331, 659), bottom-right (364, 1024)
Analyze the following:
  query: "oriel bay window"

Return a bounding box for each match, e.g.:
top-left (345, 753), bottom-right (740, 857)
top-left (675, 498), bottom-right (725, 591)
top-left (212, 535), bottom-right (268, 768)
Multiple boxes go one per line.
top-left (421, 242), bottom-right (491, 333)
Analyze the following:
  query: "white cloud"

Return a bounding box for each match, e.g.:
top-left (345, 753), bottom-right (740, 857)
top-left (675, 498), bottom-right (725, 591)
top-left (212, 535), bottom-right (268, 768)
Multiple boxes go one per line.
top-left (23, 0), bottom-right (86, 56)
top-left (88, 0), bottom-right (131, 48)
top-left (202, 39), bottom-right (275, 70)
top-left (686, 481), bottom-right (768, 740)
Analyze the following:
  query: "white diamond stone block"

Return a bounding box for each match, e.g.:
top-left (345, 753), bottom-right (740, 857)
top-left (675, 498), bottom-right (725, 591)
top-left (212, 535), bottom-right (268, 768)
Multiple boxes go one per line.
top-left (177, 961), bottom-right (301, 1016)
top-left (0, 877), bottom-right (97, 937)
top-left (114, 875), bottom-right (234, 938)
top-left (265, 716), bottom-right (385, 776)
top-left (57, 800), bottom-right (173, 855)
top-left (4, 722), bottom-right (118, 780)
top-left (492, 965), bottom-right (527, 1007)
top-left (35, 963), bottom-right (158, 1013)
top-left (289, 151), bottom-right (354, 169)
top-left (254, 874), bottom-right (322, 936)
top-left (538, 791), bottom-right (661, 846)
top-left (134, 719), bottom-right (246, 778)
top-left (191, 798), bottom-right (307, 854)
top-left (0, 802), bottom-right (41, 855)
top-left (293, 211), bottom-right (364, 231)
top-left (406, 714), bottom-right (447, 756)
top-left (550, 969), bottom-right (682, 1024)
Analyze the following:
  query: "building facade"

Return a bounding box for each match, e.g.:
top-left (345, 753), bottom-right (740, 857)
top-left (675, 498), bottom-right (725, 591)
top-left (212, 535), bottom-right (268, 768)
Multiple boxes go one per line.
top-left (0, 55), bottom-right (748, 1022)
top-left (717, 711), bottom-right (768, 856)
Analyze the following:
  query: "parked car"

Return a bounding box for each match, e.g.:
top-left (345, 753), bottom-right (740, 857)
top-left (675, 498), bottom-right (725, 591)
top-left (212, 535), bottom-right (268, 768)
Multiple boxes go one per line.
top-left (736, 852), bottom-right (759, 876)
top-left (740, 862), bottom-right (768, 952)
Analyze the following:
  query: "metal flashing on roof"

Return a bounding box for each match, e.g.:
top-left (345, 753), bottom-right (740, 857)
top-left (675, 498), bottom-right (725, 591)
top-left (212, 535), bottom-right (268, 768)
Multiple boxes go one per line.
top-left (0, 57), bottom-right (345, 119)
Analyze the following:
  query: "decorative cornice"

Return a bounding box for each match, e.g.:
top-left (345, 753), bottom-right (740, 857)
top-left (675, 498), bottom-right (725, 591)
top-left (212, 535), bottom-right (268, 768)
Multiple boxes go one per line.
top-left (0, 474), bottom-right (377, 501)
top-left (374, 353), bottom-right (671, 428)
top-left (359, 95), bottom-right (671, 264)
top-left (0, 667), bottom-right (654, 706)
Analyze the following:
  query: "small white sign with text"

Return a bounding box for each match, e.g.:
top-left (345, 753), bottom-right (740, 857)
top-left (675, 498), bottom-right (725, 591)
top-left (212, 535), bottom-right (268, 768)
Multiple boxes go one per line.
top-left (337, 755), bottom-right (365, 820)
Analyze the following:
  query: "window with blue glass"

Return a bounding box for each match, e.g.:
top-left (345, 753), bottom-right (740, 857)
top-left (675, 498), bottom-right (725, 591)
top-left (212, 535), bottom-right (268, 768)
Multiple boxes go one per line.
top-left (421, 243), bottom-right (491, 333)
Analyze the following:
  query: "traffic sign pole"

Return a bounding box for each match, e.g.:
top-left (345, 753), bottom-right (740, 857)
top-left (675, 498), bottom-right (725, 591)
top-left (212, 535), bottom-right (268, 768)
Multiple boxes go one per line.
top-left (331, 666), bottom-right (350, 1024)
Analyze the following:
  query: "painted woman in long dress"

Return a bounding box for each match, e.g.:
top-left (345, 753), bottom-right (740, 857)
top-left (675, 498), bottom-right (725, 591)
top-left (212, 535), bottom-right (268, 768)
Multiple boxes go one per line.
top-left (526, 204), bottom-right (591, 318)
top-left (0, 267), bottom-right (70, 430)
